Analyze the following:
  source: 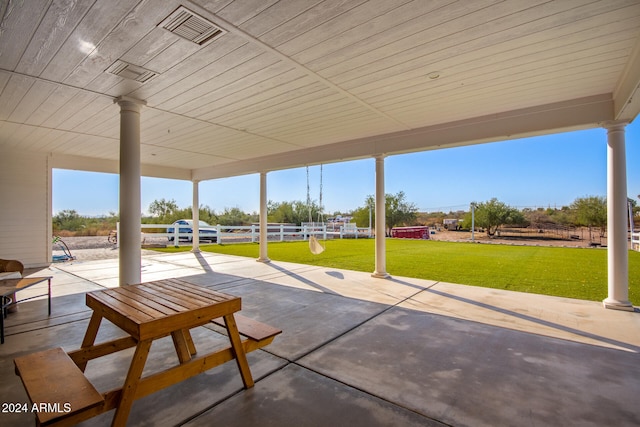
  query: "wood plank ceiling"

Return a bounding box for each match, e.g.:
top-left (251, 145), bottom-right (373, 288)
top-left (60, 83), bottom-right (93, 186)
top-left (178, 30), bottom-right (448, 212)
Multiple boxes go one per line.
top-left (1, 0), bottom-right (639, 180)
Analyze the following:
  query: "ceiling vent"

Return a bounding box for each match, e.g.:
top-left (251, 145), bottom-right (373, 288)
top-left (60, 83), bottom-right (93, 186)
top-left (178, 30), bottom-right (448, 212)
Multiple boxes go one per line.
top-left (159, 6), bottom-right (226, 46)
top-left (106, 60), bottom-right (158, 83)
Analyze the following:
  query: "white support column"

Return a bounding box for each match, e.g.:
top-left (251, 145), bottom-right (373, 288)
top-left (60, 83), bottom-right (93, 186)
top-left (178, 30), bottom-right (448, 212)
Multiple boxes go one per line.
top-left (258, 171), bottom-right (270, 263)
top-left (116, 96), bottom-right (146, 286)
top-left (603, 121), bottom-right (634, 311)
top-left (192, 180), bottom-right (200, 253)
top-left (46, 154), bottom-right (53, 265)
top-left (372, 155), bottom-right (390, 278)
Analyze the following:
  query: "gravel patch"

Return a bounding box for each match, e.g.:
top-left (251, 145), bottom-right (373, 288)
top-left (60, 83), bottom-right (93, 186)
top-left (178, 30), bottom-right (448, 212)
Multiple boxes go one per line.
top-left (52, 236), bottom-right (169, 261)
top-left (53, 235), bottom-right (169, 250)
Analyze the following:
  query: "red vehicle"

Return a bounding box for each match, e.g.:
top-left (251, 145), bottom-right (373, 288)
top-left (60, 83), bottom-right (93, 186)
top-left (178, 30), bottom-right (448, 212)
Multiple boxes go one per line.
top-left (391, 226), bottom-right (430, 239)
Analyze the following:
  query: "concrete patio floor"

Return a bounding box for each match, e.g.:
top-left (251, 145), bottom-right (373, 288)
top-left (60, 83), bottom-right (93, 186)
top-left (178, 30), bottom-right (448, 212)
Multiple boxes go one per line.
top-left (1, 251), bottom-right (639, 426)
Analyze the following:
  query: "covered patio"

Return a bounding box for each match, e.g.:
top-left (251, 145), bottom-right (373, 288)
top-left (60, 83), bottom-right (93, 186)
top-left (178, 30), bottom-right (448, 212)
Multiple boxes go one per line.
top-left (1, 1), bottom-right (640, 425)
top-left (1, 251), bottom-right (639, 426)
top-left (1, 0), bottom-right (640, 309)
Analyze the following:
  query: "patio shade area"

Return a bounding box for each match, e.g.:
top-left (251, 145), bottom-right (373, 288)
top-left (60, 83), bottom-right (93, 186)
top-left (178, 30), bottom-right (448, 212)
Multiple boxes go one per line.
top-left (1, 2), bottom-right (640, 422)
top-left (1, 1), bottom-right (640, 307)
top-left (1, 251), bottom-right (639, 427)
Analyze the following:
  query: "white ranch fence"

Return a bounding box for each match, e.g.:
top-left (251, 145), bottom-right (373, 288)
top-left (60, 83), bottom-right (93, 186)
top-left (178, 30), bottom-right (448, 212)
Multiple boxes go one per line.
top-left (115, 223), bottom-right (372, 247)
top-left (632, 231), bottom-right (640, 252)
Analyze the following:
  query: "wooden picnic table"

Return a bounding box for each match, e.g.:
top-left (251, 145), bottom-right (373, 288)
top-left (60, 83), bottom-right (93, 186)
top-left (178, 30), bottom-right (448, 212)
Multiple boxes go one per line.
top-left (14, 278), bottom-right (280, 427)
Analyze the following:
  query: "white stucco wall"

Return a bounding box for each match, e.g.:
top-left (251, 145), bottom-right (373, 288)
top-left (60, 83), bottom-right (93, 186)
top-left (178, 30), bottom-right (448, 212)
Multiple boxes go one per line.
top-left (0, 149), bottom-right (51, 267)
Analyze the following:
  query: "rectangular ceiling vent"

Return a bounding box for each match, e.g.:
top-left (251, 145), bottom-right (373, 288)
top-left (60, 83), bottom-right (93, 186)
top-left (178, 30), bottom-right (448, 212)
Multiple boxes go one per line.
top-left (159, 6), bottom-right (226, 46)
top-left (106, 60), bottom-right (158, 83)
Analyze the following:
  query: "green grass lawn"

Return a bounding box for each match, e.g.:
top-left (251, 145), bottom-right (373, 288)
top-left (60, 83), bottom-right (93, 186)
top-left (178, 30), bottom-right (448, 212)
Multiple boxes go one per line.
top-left (155, 239), bottom-right (640, 303)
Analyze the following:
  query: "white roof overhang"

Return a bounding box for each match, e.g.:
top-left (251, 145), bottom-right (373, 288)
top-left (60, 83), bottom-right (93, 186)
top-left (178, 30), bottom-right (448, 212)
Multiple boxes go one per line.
top-left (1, 0), bottom-right (638, 181)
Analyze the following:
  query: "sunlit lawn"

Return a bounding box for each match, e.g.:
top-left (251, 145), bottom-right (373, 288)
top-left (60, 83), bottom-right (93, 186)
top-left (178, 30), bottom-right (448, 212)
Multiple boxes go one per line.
top-left (155, 239), bottom-right (640, 302)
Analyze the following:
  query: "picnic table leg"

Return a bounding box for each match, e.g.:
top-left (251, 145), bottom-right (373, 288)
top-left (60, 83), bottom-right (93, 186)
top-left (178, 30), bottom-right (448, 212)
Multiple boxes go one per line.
top-left (1, 298), bottom-right (4, 344)
top-left (223, 313), bottom-right (254, 388)
top-left (47, 278), bottom-right (51, 315)
top-left (111, 339), bottom-right (152, 427)
top-left (183, 329), bottom-right (197, 355)
top-left (171, 330), bottom-right (192, 363)
top-left (78, 312), bottom-right (102, 371)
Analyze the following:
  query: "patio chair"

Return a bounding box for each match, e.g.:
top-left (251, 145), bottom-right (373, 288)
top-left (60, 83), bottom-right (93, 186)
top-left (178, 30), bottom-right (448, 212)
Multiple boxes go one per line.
top-left (0, 259), bottom-right (24, 276)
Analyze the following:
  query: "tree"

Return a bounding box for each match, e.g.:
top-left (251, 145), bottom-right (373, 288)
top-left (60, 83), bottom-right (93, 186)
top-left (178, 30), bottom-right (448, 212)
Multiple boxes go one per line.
top-left (148, 198), bottom-right (179, 221)
top-left (268, 200), bottom-right (295, 224)
top-left (267, 200), bottom-right (321, 225)
top-left (570, 196), bottom-right (607, 237)
top-left (197, 205), bottom-right (219, 225)
top-left (350, 192), bottom-right (418, 235)
top-left (522, 208), bottom-right (554, 229)
top-left (385, 191), bottom-right (418, 235)
top-left (350, 195), bottom-right (374, 228)
top-left (472, 198), bottom-right (525, 236)
top-left (631, 198), bottom-right (640, 227)
top-left (217, 207), bottom-right (255, 225)
top-left (53, 209), bottom-right (83, 231)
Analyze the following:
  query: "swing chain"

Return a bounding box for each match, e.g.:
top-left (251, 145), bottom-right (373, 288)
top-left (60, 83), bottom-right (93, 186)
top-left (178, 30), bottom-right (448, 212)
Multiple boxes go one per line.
top-left (318, 164), bottom-right (323, 223)
top-left (306, 166), bottom-right (312, 223)
top-left (306, 165), bottom-right (325, 225)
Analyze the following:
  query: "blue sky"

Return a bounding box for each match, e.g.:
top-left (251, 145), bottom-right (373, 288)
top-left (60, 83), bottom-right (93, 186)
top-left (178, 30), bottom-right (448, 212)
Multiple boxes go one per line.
top-left (53, 120), bottom-right (640, 217)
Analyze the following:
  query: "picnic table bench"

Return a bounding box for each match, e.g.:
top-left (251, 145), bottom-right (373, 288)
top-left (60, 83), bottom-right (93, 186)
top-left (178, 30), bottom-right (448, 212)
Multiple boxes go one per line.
top-left (14, 278), bottom-right (280, 427)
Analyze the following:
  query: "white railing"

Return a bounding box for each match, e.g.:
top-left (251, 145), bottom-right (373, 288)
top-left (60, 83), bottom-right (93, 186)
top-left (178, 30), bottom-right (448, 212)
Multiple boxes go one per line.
top-left (117, 223), bottom-right (372, 247)
top-left (632, 231), bottom-right (640, 251)
top-left (340, 223), bottom-right (365, 239)
top-left (215, 224), bottom-right (371, 244)
top-left (220, 224), bottom-right (310, 244)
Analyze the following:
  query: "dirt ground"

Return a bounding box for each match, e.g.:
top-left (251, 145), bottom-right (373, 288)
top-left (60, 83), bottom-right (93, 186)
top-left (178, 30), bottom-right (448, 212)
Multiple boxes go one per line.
top-left (429, 228), bottom-right (607, 248)
top-left (51, 235), bottom-right (169, 261)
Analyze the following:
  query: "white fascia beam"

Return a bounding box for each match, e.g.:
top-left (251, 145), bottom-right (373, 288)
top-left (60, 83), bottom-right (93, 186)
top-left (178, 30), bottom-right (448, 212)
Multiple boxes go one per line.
top-left (50, 153), bottom-right (118, 174)
top-left (49, 153), bottom-right (191, 180)
top-left (193, 94), bottom-right (613, 181)
top-left (613, 35), bottom-right (640, 122)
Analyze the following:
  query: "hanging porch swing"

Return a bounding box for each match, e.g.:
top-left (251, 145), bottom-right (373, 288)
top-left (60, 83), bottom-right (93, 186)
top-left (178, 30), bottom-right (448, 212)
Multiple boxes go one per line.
top-left (307, 165), bottom-right (325, 255)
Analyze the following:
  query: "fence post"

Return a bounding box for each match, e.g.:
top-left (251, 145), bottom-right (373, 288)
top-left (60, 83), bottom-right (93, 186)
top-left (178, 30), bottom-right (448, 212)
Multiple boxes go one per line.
top-left (173, 226), bottom-right (179, 248)
top-left (251, 224), bottom-right (256, 243)
top-left (217, 224), bottom-right (222, 245)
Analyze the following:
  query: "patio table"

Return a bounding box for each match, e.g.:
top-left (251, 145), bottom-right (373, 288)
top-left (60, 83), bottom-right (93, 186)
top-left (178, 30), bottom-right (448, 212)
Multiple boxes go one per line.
top-left (14, 277), bottom-right (280, 427)
top-left (78, 278), bottom-right (254, 425)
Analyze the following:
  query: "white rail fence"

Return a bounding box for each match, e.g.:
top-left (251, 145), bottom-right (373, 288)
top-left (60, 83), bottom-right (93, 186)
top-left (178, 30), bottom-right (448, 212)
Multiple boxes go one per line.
top-left (116, 223), bottom-right (372, 247)
top-left (632, 231), bottom-right (640, 251)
